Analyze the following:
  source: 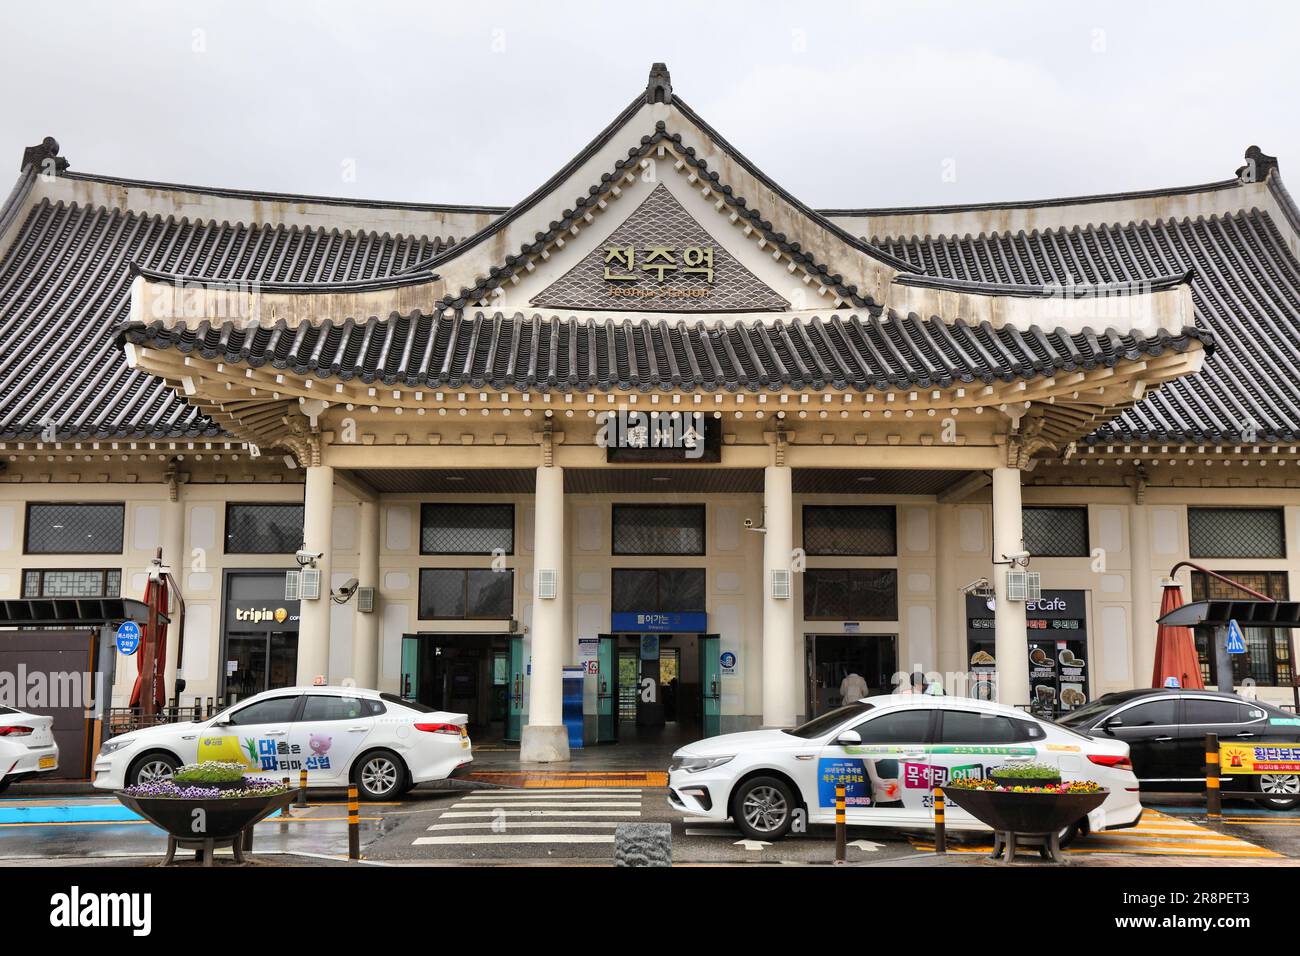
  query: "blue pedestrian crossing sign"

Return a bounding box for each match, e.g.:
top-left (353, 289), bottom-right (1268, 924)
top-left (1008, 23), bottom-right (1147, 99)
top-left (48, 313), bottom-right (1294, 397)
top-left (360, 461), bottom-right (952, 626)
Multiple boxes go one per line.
top-left (1225, 619), bottom-right (1247, 655)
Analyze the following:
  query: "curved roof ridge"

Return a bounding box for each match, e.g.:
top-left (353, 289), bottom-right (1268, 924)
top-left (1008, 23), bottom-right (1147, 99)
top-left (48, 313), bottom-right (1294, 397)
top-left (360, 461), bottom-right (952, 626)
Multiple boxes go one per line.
top-left (892, 269), bottom-right (1196, 299)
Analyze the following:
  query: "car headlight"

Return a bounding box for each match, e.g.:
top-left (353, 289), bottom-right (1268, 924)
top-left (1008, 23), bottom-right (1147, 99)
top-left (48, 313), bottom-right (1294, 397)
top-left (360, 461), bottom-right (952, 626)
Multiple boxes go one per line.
top-left (670, 755), bottom-right (734, 773)
top-left (98, 739), bottom-right (132, 757)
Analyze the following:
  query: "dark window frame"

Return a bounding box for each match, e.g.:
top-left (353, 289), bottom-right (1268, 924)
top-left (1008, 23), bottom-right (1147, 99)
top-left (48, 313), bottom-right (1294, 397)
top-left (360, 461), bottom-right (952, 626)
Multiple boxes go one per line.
top-left (1188, 507), bottom-right (1286, 560)
top-left (1021, 506), bottom-right (1090, 558)
top-left (1191, 570), bottom-right (1292, 687)
top-left (417, 567), bottom-right (515, 621)
top-left (22, 568), bottom-right (122, 598)
top-left (610, 567), bottom-right (707, 614)
top-left (801, 505), bottom-right (897, 557)
top-left (224, 502), bottom-right (306, 555)
top-left (419, 502), bottom-right (515, 556)
top-left (802, 567), bottom-right (899, 621)
top-left (23, 502), bottom-right (125, 555)
top-left (611, 504), bottom-right (706, 556)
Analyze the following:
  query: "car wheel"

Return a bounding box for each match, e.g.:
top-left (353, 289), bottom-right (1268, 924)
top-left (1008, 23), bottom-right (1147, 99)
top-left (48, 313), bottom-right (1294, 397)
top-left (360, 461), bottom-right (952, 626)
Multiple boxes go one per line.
top-left (1255, 773), bottom-right (1300, 810)
top-left (731, 775), bottom-right (796, 841)
top-left (0, 778), bottom-right (10, 795)
top-left (1058, 818), bottom-right (1086, 849)
top-left (128, 752), bottom-right (179, 787)
top-left (354, 750), bottom-right (407, 801)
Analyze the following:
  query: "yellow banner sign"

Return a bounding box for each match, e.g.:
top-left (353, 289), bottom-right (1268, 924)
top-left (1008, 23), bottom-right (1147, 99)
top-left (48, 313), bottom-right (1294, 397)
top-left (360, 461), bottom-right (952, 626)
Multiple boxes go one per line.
top-left (1220, 741), bottom-right (1300, 774)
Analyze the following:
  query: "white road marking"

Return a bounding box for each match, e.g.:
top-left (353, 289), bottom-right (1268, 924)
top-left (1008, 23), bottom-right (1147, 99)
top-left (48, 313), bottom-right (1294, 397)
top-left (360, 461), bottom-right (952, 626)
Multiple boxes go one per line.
top-left (451, 801), bottom-right (642, 809)
top-left (427, 821), bottom-right (624, 831)
top-left (413, 834), bottom-right (616, 846)
top-left (462, 789), bottom-right (643, 796)
top-left (441, 809), bottom-right (643, 817)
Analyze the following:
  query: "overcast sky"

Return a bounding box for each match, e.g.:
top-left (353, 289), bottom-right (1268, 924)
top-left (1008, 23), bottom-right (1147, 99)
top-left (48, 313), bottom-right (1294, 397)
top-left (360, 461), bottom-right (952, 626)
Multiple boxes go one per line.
top-left (2, 1), bottom-right (1297, 211)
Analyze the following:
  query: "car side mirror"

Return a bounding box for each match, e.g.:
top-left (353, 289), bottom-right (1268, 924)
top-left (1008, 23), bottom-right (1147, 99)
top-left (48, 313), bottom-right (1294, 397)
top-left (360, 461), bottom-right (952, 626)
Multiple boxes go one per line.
top-left (213, 717), bottom-right (233, 727)
top-left (835, 730), bottom-right (862, 746)
top-left (1102, 716), bottom-right (1123, 732)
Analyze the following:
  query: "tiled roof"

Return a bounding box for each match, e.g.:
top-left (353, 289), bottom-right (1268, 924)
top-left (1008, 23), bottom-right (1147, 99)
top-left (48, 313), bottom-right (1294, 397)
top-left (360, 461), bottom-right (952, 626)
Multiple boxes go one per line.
top-left (0, 197), bottom-right (450, 439)
top-left (874, 209), bottom-right (1300, 443)
top-left (121, 310), bottom-right (1209, 394)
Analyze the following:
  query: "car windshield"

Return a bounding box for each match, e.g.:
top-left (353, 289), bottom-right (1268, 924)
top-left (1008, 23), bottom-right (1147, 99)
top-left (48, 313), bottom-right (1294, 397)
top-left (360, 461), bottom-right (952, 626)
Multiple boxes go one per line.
top-left (1056, 697), bottom-right (1120, 727)
top-left (783, 702), bottom-right (874, 739)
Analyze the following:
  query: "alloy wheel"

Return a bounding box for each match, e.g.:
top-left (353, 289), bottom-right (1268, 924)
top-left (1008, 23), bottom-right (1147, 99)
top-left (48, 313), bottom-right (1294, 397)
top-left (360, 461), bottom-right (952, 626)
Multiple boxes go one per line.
top-left (137, 760), bottom-right (174, 784)
top-left (361, 756), bottom-right (398, 796)
top-left (741, 785), bottom-right (789, 834)
top-left (1260, 773), bottom-right (1300, 794)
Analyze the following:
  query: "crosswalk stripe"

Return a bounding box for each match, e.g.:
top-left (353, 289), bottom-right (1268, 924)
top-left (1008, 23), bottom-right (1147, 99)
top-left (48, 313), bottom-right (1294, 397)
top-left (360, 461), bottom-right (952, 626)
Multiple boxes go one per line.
top-left (441, 809), bottom-right (642, 817)
top-left (463, 789), bottom-right (643, 796)
top-left (413, 834), bottom-right (616, 846)
top-left (452, 801), bottom-right (642, 809)
top-left (427, 821), bottom-right (624, 830)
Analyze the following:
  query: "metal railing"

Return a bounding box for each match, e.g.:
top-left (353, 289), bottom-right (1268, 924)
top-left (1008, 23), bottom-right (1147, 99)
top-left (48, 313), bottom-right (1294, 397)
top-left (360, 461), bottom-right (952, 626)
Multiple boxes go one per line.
top-left (104, 698), bottom-right (226, 738)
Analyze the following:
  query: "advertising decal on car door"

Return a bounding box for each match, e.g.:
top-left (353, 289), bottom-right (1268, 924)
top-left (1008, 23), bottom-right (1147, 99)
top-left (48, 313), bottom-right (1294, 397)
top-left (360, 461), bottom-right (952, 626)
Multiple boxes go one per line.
top-left (817, 744), bottom-right (1038, 810)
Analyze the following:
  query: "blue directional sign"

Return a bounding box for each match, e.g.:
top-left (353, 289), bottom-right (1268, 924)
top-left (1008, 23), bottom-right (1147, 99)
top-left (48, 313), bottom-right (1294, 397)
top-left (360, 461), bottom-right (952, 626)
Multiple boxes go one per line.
top-left (115, 620), bottom-right (142, 656)
top-left (1225, 619), bottom-right (1248, 655)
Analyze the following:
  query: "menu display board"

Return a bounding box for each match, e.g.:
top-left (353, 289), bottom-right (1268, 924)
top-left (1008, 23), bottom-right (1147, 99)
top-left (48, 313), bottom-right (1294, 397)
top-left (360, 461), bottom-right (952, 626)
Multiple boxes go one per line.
top-left (965, 590), bottom-right (1090, 717)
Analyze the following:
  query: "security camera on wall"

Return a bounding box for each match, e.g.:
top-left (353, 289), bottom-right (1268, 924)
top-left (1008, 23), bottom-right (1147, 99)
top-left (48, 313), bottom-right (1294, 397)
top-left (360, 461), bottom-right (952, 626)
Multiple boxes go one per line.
top-left (295, 549), bottom-right (324, 568)
top-left (331, 577), bottom-right (360, 604)
top-left (744, 517), bottom-right (766, 533)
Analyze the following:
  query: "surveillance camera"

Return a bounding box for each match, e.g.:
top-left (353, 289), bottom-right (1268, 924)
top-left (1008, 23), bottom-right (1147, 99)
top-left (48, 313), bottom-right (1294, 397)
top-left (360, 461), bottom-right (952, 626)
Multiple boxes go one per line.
top-left (295, 549), bottom-right (324, 568)
top-left (1003, 550), bottom-right (1031, 562)
top-left (743, 518), bottom-right (754, 528)
top-left (337, 578), bottom-right (359, 598)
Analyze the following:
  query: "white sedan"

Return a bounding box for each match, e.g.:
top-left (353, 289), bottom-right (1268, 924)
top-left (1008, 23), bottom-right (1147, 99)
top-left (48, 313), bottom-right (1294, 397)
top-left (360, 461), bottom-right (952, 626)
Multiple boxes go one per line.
top-left (669, 694), bottom-right (1142, 841)
top-left (0, 705), bottom-right (59, 792)
top-left (93, 686), bottom-right (471, 800)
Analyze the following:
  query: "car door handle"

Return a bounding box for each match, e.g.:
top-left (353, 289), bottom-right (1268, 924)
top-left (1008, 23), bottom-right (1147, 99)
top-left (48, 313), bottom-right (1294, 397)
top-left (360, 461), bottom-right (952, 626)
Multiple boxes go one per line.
top-left (1153, 736), bottom-right (1174, 742)
top-left (1236, 733), bottom-right (1256, 739)
top-left (265, 730), bottom-right (287, 737)
top-left (1002, 754), bottom-right (1032, 762)
top-left (347, 725), bottom-right (368, 732)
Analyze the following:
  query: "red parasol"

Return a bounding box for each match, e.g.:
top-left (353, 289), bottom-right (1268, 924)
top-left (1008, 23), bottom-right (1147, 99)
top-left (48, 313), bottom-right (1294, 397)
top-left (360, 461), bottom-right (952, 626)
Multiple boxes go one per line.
top-left (129, 551), bottom-right (170, 713)
top-left (1151, 579), bottom-right (1204, 690)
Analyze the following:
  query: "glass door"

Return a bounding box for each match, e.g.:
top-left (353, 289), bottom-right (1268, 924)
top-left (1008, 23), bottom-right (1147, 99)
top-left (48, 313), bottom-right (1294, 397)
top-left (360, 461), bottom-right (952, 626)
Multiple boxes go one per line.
top-left (400, 635), bottom-right (420, 702)
top-left (505, 635), bottom-right (525, 742)
top-left (698, 634), bottom-right (720, 738)
top-left (597, 635), bottom-right (618, 743)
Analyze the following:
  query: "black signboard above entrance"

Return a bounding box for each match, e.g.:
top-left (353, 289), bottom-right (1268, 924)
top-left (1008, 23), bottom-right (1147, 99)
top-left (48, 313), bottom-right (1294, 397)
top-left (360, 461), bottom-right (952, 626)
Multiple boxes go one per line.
top-left (603, 410), bottom-right (721, 463)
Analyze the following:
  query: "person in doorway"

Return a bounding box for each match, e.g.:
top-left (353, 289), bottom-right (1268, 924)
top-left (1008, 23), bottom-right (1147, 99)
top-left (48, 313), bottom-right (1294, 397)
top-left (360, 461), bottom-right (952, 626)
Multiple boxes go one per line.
top-left (839, 671), bottom-right (869, 705)
top-left (895, 672), bottom-right (927, 695)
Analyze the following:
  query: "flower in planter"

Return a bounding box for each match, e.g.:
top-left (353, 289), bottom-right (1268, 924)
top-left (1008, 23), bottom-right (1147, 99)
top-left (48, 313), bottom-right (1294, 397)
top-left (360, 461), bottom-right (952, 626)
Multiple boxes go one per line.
top-left (988, 763), bottom-right (1061, 780)
top-left (123, 777), bottom-right (289, 800)
top-left (171, 761), bottom-right (252, 786)
top-left (943, 777), bottom-right (1102, 794)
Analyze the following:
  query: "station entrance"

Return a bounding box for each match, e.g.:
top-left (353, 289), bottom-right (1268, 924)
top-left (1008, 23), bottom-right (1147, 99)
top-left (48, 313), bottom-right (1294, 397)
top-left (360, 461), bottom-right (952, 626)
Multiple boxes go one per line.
top-left (399, 633), bottom-right (513, 740)
top-left (804, 633), bottom-right (898, 718)
top-left (592, 633), bottom-right (720, 746)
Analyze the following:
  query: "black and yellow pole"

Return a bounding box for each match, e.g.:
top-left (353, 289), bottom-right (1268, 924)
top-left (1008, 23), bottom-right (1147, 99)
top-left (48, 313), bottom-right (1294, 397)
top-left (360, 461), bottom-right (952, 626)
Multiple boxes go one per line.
top-left (1205, 732), bottom-right (1222, 818)
top-left (347, 783), bottom-right (361, 861)
top-left (295, 768), bottom-right (309, 809)
top-left (280, 776), bottom-right (293, 820)
top-left (834, 784), bottom-right (847, 863)
top-left (934, 786), bottom-right (947, 854)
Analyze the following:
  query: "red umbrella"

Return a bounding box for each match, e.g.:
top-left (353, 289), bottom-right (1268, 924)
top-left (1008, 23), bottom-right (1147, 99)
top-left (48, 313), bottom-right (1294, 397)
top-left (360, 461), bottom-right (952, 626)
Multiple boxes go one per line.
top-left (1151, 579), bottom-right (1204, 690)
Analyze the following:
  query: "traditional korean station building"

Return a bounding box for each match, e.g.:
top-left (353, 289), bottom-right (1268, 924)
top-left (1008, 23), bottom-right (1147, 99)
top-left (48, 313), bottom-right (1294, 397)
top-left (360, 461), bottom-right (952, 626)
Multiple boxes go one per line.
top-left (2, 64), bottom-right (1298, 760)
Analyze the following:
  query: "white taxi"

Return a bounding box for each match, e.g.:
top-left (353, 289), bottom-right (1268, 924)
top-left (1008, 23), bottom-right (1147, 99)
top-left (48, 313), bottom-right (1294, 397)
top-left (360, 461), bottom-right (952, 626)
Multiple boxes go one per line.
top-left (0, 705), bottom-right (59, 792)
top-left (93, 686), bottom-right (471, 800)
top-left (669, 694), bottom-right (1142, 841)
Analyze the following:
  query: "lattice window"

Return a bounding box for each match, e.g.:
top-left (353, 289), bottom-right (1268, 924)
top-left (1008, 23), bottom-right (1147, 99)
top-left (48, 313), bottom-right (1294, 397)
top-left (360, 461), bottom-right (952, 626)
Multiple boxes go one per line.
top-left (1188, 508), bottom-right (1286, 559)
top-left (420, 503), bottom-right (514, 555)
top-left (22, 568), bottom-right (122, 598)
top-left (225, 503), bottom-right (305, 554)
top-left (611, 568), bottom-right (705, 613)
top-left (1191, 570), bottom-right (1292, 686)
top-left (802, 506), bottom-right (896, 556)
top-left (803, 569), bottom-right (898, 621)
top-left (612, 505), bottom-right (705, 555)
top-left (1022, 507), bottom-right (1089, 557)
top-left (25, 503), bottom-right (124, 554)
top-left (418, 569), bottom-right (514, 619)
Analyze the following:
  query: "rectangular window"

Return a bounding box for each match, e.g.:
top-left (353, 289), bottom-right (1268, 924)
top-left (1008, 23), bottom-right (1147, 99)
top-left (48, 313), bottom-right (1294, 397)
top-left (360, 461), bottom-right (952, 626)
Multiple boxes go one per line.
top-left (612, 505), bottom-right (705, 556)
top-left (802, 506), bottom-right (896, 556)
top-left (803, 568), bottom-right (898, 621)
top-left (420, 503), bottom-right (514, 555)
top-left (22, 568), bottom-right (122, 598)
top-left (225, 503), bottom-right (305, 554)
top-left (1021, 507), bottom-right (1089, 557)
top-left (1191, 570), bottom-right (1292, 687)
top-left (24, 503), bottom-right (124, 554)
top-left (611, 568), bottom-right (706, 613)
top-left (418, 568), bottom-right (514, 619)
top-left (1188, 508), bottom-right (1285, 559)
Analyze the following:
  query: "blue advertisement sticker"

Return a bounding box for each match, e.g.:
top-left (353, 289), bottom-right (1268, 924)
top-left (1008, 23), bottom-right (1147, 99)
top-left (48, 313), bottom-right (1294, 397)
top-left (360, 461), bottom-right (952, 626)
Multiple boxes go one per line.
top-left (817, 758), bottom-right (870, 808)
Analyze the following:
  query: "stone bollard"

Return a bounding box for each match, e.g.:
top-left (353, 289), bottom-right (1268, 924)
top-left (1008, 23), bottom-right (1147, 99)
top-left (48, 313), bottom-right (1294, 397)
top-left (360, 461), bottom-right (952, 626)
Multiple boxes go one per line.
top-left (614, 822), bottom-right (672, 867)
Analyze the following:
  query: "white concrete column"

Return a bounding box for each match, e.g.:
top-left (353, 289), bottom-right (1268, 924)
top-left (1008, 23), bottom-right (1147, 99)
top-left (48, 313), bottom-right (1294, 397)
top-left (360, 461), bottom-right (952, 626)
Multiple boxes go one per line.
top-left (296, 464), bottom-right (334, 686)
top-left (991, 466), bottom-right (1030, 705)
top-left (351, 498), bottom-right (380, 688)
top-left (521, 464), bottom-right (570, 762)
top-left (1129, 502), bottom-right (1155, 686)
top-left (935, 503), bottom-right (960, 678)
top-left (762, 463), bottom-right (796, 727)
top-left (162, 491), bottom-right (185, 703)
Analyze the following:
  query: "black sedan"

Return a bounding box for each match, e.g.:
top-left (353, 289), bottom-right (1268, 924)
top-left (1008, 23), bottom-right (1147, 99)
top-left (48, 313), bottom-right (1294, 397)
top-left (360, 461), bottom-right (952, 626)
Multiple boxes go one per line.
top-left (1057, 688), bottom-right (1300, 809)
